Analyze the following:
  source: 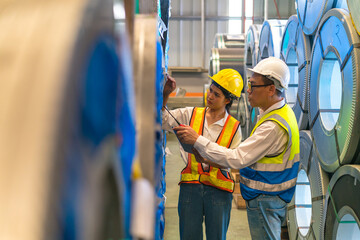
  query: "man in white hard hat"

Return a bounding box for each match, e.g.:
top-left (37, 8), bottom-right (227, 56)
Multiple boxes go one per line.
top-left (174, 57), bottom-right (300, 240)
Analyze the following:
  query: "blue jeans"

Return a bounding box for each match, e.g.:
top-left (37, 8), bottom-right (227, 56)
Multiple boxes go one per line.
top-left (246, 194), bottom-right (287, 240)
top-left (178, 184), bottom-right (232, 240)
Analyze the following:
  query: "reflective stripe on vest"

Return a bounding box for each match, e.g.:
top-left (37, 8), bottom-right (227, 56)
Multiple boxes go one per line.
top-left (239, 104), bottom-right (300, 195)
top-left (180, 107), bottom-right (240, 192)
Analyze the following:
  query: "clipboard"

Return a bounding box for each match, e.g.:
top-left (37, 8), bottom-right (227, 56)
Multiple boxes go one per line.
top-left (164, 106), bottom-right (193, 153)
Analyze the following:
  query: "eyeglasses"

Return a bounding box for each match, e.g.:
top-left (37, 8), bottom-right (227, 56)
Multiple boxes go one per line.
top-left (247, 81), bottom-right (273, 93)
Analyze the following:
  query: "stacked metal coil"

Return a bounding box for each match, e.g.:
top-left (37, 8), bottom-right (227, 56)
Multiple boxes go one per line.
top-left (241, 24), bottom-right (262, 139)
top-left (296, 0), bottom-right (335, 35)
top-left (209, 48), bottom-right (245, 79)
top-left (282, 2), bottom-right (360, 239)
top-left (281, 15), bottom-right (312, 130)
top-left (235, 93), bottom-right (250, 141)
top-left (322, 165), bottom-right (360, 239)
top-left (244, 24), bottom-right (262, 82)
top-left (213, 33), bottom-right (246, 49)
top-left (257, 19), bottom-right (287, 61)
top-left (287, 131), bottom-right (329, 240)
top-left (245, 20), bottom-right (286, 135)
top-left (308, 8), bottom-right (360, 173)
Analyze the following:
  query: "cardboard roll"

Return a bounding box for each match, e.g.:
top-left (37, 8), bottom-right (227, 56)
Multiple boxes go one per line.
top-left (323, 165), bottom-right (360, 239)
top-left (213, 33), bottom-right (246, 49)
top-left (348, 0), bottom-right (360, 35)
top-left (296, 0), bottom-right (335, 35)
top-left (287, 131), bottom-right (329, 240)
top-left (257, 19), bottom-right (287, 62)
top-left (0, 0), bottom-right (126, 239)
top-left (244, 24), bottom-right (262, 84)
top-left (209, 48), bottom-right (246, 79)
top-left (281, 15), bottom-right (312, 130)
top-left (308, 8), bottom-right (360, 173)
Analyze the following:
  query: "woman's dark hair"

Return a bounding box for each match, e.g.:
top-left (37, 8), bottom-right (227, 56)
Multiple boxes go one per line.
top-left (211, 80), bottom-right (238, 112)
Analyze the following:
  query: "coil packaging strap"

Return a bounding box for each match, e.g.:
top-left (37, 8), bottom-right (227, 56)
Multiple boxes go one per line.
top-left (308, 8), bottom-right (360, 173)
top-left (281, 15), bottom-right (312, 130)
top-left (322, 165), bottom-right (360, 239)
top-left (287, 131), bottom-right (329, 240)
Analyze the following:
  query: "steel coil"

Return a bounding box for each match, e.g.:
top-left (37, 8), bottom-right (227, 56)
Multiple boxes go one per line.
top-left (209, 48), bottom-right (245, 79)
top-left (131, 14), bottom-right (158, 239)
top-left (257, 19), bottom-right (287, 62)
top-left (213, 33), bottom-right (245, 49)
top-left (322, 165), bottom-right (360, 239)
top-left (248, 106), bottom-right (260, 133)
top-left (296, 0), bottom-right (335, 35)
top-left (0, 0), bottom-right (124, 239)
top-left (244, 24), bottom-right (262, 83)
top-left (334, 0), bottom-right (348, 10)
top-left (281, 15), bottom-right (312, 130)
top-left (347, 0), bottom-right (360, 35)
top-left (308, 8), bottom-right (360, 173)
top-left (236, 93), bottom-right (250, 141)
top-left (287, 131), bottom-right (329, 240)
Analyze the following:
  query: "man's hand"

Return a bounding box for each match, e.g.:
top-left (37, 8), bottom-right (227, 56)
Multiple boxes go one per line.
top-left (173, 125), bottom-right (199, 145)
top-left (193, 148), bottom-right (226, 168)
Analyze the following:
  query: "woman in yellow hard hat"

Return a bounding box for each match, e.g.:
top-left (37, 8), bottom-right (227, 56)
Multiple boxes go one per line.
top-left (162, 69), bottom-right (243, 240)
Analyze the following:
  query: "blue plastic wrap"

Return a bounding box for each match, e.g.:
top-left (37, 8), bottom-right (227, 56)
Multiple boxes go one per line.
top-left (117, 32), bottom-right (136, 238)
top-left (61, 35), bottom-right (120, 239)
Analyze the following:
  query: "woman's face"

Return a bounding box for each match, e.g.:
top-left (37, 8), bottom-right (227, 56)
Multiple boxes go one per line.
top-left (206, 84), bottom-right (230, 110)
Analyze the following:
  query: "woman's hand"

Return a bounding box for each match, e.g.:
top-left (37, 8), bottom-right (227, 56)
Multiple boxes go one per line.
top-left (193, 148), bottom-right (206, 163)
top-left (163, 75), bottom-right (176, 96)
top-left (173, 125), bottom-right (199, 145)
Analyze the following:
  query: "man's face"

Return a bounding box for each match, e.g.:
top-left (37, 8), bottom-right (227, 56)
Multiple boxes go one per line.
top-left (247, 73), bottom-right (273, 108)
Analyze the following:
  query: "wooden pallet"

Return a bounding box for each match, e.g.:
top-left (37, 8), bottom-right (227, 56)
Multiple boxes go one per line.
top-left (231, 170), bottom-right (246, 209)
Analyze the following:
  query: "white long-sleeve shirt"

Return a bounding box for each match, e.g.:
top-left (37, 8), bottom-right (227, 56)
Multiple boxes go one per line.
top-left (194, 100), bottom-right (288, 169)
top-left (162, 107), bottom-right (242, 170)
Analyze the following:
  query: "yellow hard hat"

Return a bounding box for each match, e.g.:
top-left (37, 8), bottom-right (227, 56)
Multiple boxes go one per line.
top-left (209, 69), bottom-right (243, 98)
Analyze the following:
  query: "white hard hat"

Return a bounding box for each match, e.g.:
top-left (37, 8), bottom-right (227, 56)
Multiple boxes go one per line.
top-left (247, 57), bottom-right (290, 92)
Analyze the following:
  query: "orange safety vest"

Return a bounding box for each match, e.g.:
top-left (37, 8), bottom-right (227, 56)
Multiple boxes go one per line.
top-left (179, 107), bottom-right (240, 193)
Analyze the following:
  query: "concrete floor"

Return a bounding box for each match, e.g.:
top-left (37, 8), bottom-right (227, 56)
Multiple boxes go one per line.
top-left (163, 132), bottom-right (251, 240)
